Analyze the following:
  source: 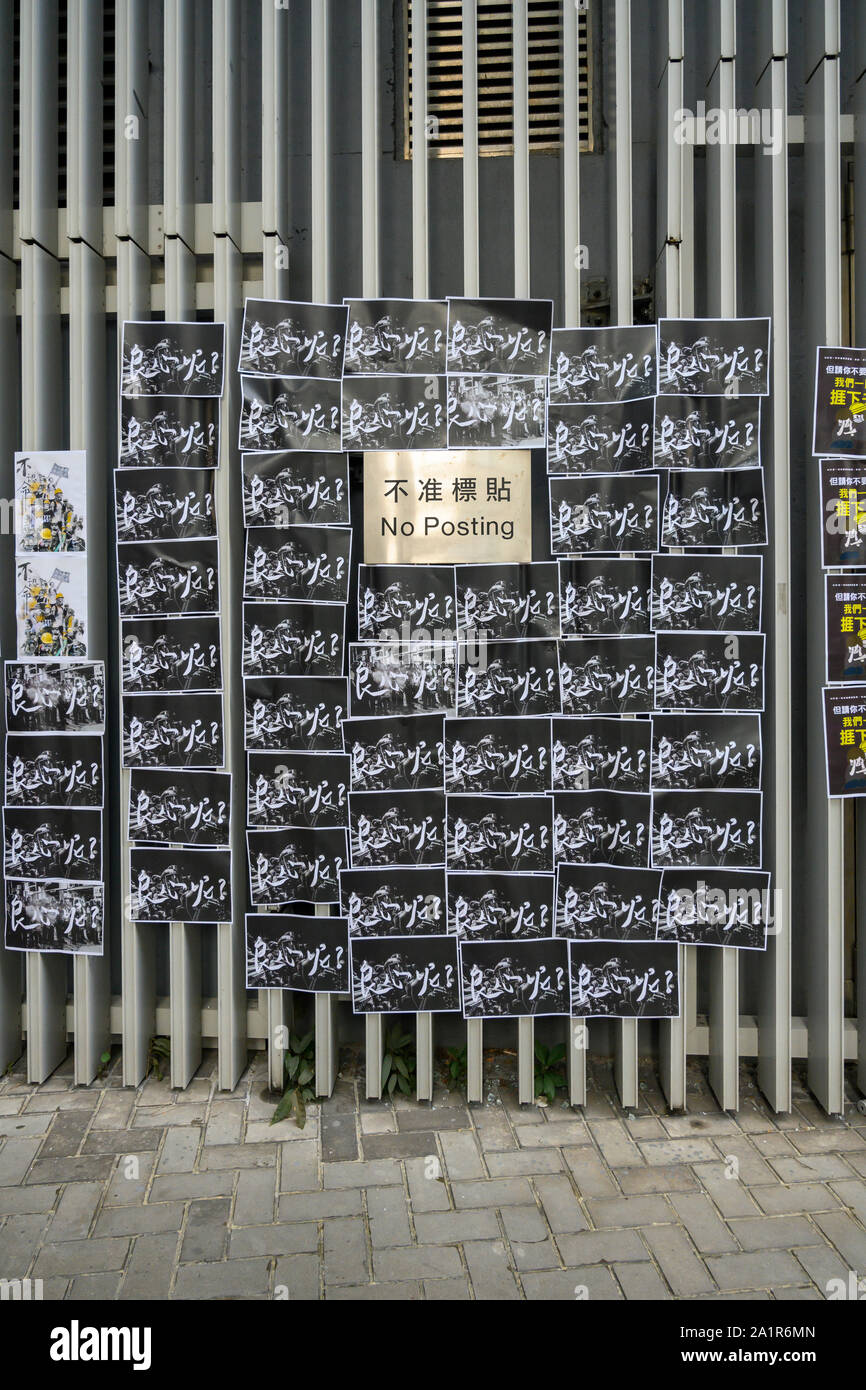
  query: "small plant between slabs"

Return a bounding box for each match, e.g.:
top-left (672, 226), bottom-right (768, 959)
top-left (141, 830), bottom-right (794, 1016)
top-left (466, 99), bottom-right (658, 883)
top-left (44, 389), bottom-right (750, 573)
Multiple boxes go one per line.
top-left (534, 1041), bottom-right (567, 1104)
top-left (443, 1044), bottom-right (467, 1091)
top-left (96, 1049), bottom-right (112, 1080)
top-left (145, 1036), bottom-right (171, 1083)
top-left (381, 1025), bottom-right (416, 1097)
top-left (272, 1031), bottom-right (316, 1129)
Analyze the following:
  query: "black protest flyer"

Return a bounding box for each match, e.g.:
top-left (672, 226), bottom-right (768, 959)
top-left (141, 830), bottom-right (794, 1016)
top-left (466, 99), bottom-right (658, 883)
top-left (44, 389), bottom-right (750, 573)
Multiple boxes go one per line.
top-left (459, 938), bottom-right (569, 1019)
top-left (651, 714), bottom-right (761, 790)
top-left (559, 558), bottom-right (652, 636)
top-left (551, 716), bottom-right (651, 794)
top-left (813, 346), bottom-right (866, 457)
top-left (348, 791), bottom-right (446, 868)
top-left (554, 790), bottom-right (650, 868)
top-left (247, 752), bottom-right (349, 829)
top-left (455, 562), bottom-right (559, 639)
top-left (129, 846), bottom-right (231, 922)
top-left (344, 298), bottom-right (447, 376)
top-left (339, 866), bottom-right (447, 937)
top-left (350, 935), bottom-right (461, 1014)
top-left (344, 715), bottom-right (445, 793)
top-left (653, 396), bottom-right (761, 470)
top-left (657, 318), bottom-right (770, 396)
top-left (446, 298), bottom-right (553, 376)
top-left (5, 734), bottom-right (104, 808)
top-left (447, 375), bottom-right (547, 450)
top-left (128, 769), bottom-right (231, 847)
top-left (16, 555), bottom-right (87, 657)
top-left (650, 555), bottom-right (762, 632)
top-left (823, 686), bottom-right (866, 797)
top-left (662, 467), bottom-right (767, 548)
top-left (119, 395), bottom-right (220, 469)
top-left (559, 636), bottom-right (655, 715)
top-left (549, 325), bottom-right (657, 404)
top-left (443, 716), bottom-right (550, 794)
top-left (343, 376), bottom-right (447, 450)
top-left (358, 564), bottom-right (456, 640)
top-left (122, 617), bottom-right (222, 694)
top-left (550, 475), bottom-right (659, 555)
top-left (349, 642), bottom-right (456, 718)
top-left (4, 807), bottom-right (102, 882)
top-left (819, 461), bottom-right (866, 568)
top-left (243, 525), bottom-right (352, 603)
top-left (446, 795), bottom-right (553, 872)
top-left (121, 321), bottom-right (226, 398)
top-left (117, 540), bottom-right (220, 617)
top-left (555, 864), bottom-right (662, 941)
top-left (5, 880), bottom-right (104, 956)
top-left (447, 873), bottom-right (554, 941)
top-left (242, 452), bottom-right (350, 528)
top-left (246, 913), bottom-right (350, 992)
top-left (655, 633), bottom-right (765, 712)
top-left (243, 676), bottom-right (347, 752)
top-left (5, 661), bottom-right (105, 735)
top-left (247, 826), bottom-right (347, 906)
top-left (122, 693), bottom-right (224, 769)
top-left (242, 603), bottom-right (345, 679)
top-left (239, 375), bottom-right (342, 452)
top-left (826, 575), bottom-right (866, 683)
top-left (656, 869), bottom-right (771, 951)
top-left (114, 468), bottom-right (216, 541)
top-left (650, 790), bottom-right (762, 869)
top-left (570, 941), bottom-right (680, 1017)
top-left (547, 398), bottom-right (654, 475)
top-left (457, 639), bottom-right (560, 717)
top-left (239, 299), bottom-right (348, 379)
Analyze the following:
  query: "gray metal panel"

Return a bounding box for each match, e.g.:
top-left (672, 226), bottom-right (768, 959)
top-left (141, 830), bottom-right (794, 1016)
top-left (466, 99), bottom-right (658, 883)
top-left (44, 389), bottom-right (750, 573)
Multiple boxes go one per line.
top-left (114, 0), bottom-right (150, 250)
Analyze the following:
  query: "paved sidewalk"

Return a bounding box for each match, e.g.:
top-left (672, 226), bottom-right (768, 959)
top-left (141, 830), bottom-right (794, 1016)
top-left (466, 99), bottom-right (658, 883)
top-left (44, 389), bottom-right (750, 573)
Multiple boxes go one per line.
top-left (0, 1049), bottom-right (865, 1300)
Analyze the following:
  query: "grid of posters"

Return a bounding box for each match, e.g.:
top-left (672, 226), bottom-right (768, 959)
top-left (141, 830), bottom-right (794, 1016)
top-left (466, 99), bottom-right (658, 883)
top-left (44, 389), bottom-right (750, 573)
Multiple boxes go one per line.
top-left (119, 322), bottom-right (231, 923)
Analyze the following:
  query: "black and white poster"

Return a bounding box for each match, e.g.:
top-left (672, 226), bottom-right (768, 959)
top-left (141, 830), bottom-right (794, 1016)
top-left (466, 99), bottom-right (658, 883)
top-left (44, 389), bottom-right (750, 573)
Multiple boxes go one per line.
top-left (358, 564), bottom-right (456, 640)
top-left (560, 637), bottom-right (655, 715)
top-left (457, 639), bottom-right (560, 717)
top-left (247, 827), bottom-right (347, 905)
top-left (443, 716), bottom-right (550, 794)
top-left (343, 376), bottom-right (447, 450)
top-left (560, 558), bottom-right (651, 636)
top-left (122, 617), bottom-right (222, 693)
top-left (5, 734), bottom-right (103, 808)
top-left (822, 687), bottom-right (866, 797)
top-left (246, 913), bottom-right (349, 992)
top-left (247, 752), bottom-right (349, 828)
top-left (550, 475), bottom-right (659, 555)
top-left (239, 375), bottom-right (342, 452)
top-left (340, 866), bottom-right (447, 937)
top-left (121, 321), bottom-right (225, 398)
top-left (555, 864), bottom-right (662, 941)
top-left (129, 846), bottom-right (231, 922)
top-left (344, 715), bottom-right (444, 792)
top-left (651, 714), bottom-right (761, 790)
top-left (651, 555), bottom-right (762, 632)
top-left (128, 769), bottom-right (231, 847)
top-left (348, 791), bottom-right (446, 867)
top-left (570, 941), bottom-right (680, 1017)
top-left (551, 716), bottom-right (651, 793)
top-left (17, 556), bottom-right (88, 657)
top-left (819, 462), bottom-right (866, 569)
top-left (351, 936), bottom-right (460, 1014)
top-left (446, 795), bottom-right (552, 872)
top-left (239, 299), bottom-right (347, 379)
top-left (446, 298), bottom-right (553, 376)
top-left (117, 540), bottom-right (220, 617)
top-left (5, 661), bottom-right (105, 734)
top-left (813, 346), bottom-right (866, 457)
top-left (456, 563), bottom-right (559, 639)
top-left (460, 938), bottom-right (569, 1019)
top-left (657, 869), bottom-right (771, 951)
top-left (662, 467), bottom-right (767, 548)
top-left (114, 468), bottom-right (216, 541)
top-left (14, 451), bottom-right (87, 553)
top-left (349, 642), bottom-right (456, 717)
top-left (242, 452), bottom-right (350, 527)
top-left (447, 375), bottom-right (546, 450)
top-left (657, 318), bottom-right (770, 396)
top-left (344, 298), bottom-right (447, 375)
top-left (655, 633), bottom-right (765, 712)
top-left (122, 693), bottom-right (224, 769)
top-left (826, 575), bottom-right (866, 682)
top-left (549, 325), bottom-right (657, 404)
top-left (554, 790), bottom-right (650, 867)
top-left (5, 880), bottom-right (104, 956)
top-left (244, 676), bottom-right (346, 751)
top-left (547, 399), bottom-right (654, 474)
top-left (653, 396), bottom-right (760, 470)
top-left (447, 873), bottom-right (554, 941)
top-left (243, 525), bottom-right (351, 603)
top-left (119, 395), bottom-right (220, 469)
top-left (4, 808), bottom-right (102, 882)
top-left (243, 603), bottom-right (344, 678)
top-left (651, 791), bottom-right (762, 868)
